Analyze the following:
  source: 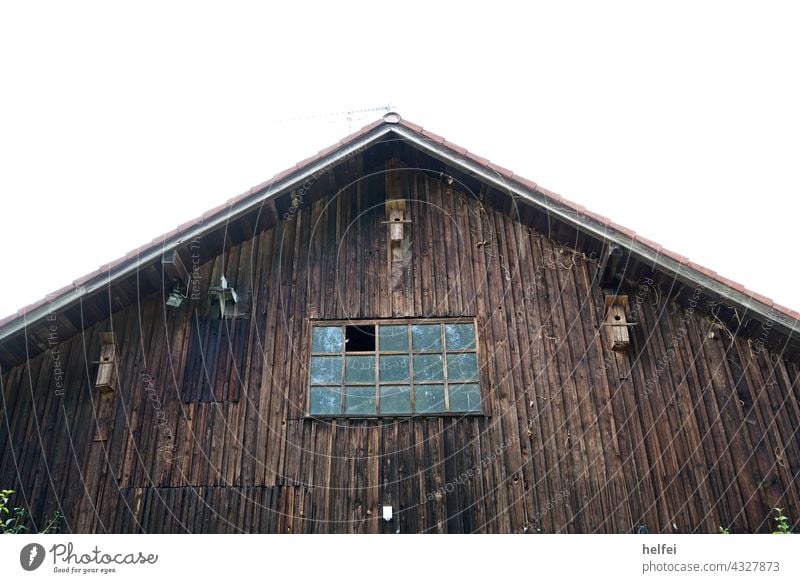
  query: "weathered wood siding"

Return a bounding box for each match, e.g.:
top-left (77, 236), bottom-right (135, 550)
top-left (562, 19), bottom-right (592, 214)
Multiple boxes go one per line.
top-left (1, 159), bottom-right (799, 533)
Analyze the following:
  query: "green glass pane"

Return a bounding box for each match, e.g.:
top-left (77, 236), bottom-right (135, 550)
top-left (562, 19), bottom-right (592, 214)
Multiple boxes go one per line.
top-left (379, 385), bottom-right (411, 415)
top-left (413, 354), bottom-right (444, 381)
top-left (345, 355), bottom-right (375, 382)
top-left (309, 386), bottom-right (341, 415)
top-left (310, 356), bottom-right (342, 384)
top-left (412, 324), bottom-right (442, 351)
top-left (445, 323), bottom-right (476, 350)
top-left (344, 385), bottom-right (377, 415)
top-left (379, 355), bottom-right (410, 383)
top-left (449, 383), bottom-right (481, 412)
top-left (446, 353), bottom-right (478, 381)
top-left (312, 326), bottom-right (343, 353)
top-left (379, 324), bottom-right (408, 352)
top-left (414, 384), bottom-right (446, 414)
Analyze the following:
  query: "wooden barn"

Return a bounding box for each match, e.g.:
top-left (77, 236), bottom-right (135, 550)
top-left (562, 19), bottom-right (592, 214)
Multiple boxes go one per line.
top-left (1, 113), bottom-right (798, 534)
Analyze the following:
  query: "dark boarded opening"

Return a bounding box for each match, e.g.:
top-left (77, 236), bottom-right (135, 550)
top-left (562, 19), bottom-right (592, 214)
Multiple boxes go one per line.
top-left (345, 324), bottom-right (375, 352)
top-left (182, 314), bottom-right (248, 402)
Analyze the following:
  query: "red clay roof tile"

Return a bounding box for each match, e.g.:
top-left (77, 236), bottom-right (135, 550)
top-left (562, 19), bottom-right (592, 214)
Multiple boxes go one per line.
top-left (571, 204), bottom-right (587, 214)
top-left (294, 155), bottom-right (319, 169)
top-left (463, 150), bottom-right (490, 167)
top-left (714, 275), bottom-right (747, 293)
top-left (612, 224), bottom-right (637, 239)
top-left (420, 128), bottom-right (446, 144)
top-left (486, 162), bottom-right (514, 179)
top-left (45, 284), bottom-right (77, 300)
top-left (633, 233), bottom-right (662, 251)
top-left (773, 303), bottom-right (799, 320)
top-left (441, 140), bottom-right (467, 156)
top-left (398, 119), bottom-right (424, 133)
top-left (687, 262), bottom-right (718, 279)
top-left (743, 289), bottom-right (775, 308)
top-left (73, 268), bottom-right (103, 287)
top-left (317, 142), bottom-right (344, 159)
top-left (511, 174), bottom-right (539, 192)
top-left (269, 167), bottom-right (297, 185)
top-left (535, 186), bottom-right (565, 204)
top-left (659, 248), bottom-right (690, 266)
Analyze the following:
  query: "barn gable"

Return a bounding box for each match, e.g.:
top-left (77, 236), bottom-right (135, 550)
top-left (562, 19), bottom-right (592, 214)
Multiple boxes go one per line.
top-left (1, 113), bottom-right (798, 533)
top-left (0, 113), bottom-right (797, 370)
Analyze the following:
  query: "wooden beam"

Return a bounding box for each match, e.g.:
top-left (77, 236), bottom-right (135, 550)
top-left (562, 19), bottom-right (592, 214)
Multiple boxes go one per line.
top-left (161, 250), bottom-right (190, 285)
top-left (595, 243), bottom-right (622, 289)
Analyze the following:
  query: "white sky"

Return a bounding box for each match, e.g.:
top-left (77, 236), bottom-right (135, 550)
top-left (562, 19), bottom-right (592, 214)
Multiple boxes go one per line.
top-left (1, 1), bottom-right (798, 319)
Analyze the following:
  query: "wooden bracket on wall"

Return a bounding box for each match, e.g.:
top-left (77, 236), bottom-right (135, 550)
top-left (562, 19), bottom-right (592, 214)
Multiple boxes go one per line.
top-left (95, 332), bottom-right (118, 393)
top-left (595, 244), bottom-right (623, 289)
top-left (266, 197), bottom-right (280, 225)
top-left (603, 294), bottom-right (631, 351)
top-left (161, 249), bottom-right (190, 285)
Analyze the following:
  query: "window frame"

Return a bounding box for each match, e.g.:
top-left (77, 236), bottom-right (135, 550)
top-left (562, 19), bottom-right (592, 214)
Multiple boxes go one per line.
top-left (306, 317), bottom-right (484, 418)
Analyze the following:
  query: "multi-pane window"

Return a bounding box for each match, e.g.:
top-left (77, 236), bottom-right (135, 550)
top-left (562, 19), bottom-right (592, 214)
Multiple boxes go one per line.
top-left (307, 319), bottom-right (481, 417)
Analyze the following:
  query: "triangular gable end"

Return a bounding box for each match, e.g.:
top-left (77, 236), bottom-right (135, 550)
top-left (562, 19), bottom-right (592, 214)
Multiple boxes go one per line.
top-left (0, 112), bottom-right (797, 368)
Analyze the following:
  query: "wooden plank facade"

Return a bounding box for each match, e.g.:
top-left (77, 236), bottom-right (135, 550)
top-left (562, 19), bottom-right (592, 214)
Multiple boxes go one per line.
top-left (1, 118), bottom-right (799, 533)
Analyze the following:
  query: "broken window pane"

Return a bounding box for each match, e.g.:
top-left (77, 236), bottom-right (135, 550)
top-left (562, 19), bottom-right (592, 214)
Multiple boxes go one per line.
top-left (345, 325), bottom-right (375, 352)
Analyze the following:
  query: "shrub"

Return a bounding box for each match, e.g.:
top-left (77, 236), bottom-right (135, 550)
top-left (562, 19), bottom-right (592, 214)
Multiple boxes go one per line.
top-left (1, 489), bottom-right (62, 534)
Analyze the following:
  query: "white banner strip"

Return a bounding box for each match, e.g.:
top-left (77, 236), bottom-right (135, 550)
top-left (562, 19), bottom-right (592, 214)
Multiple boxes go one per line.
top-left (2, 534), bottom-right (798, 582)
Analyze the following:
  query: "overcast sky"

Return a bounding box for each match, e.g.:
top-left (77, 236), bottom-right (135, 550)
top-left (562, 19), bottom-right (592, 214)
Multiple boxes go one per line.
top-left (1, 1), bottom-right (798, 319)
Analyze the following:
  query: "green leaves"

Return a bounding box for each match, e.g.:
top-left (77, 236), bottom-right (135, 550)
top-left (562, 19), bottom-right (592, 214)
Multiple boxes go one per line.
top-left (0, 488), bottom-right (62, 534)
top-left (772, 508), bottom-right (791, 534)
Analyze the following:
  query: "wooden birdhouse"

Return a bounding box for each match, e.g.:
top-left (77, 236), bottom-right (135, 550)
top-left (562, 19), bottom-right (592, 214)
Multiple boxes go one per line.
top-left (95, 332), bottom-right (118, 392)
top-left (604, 294), bottom-right (630, 351)
top-left (385, 199), bottom-right (408, 242)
